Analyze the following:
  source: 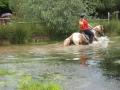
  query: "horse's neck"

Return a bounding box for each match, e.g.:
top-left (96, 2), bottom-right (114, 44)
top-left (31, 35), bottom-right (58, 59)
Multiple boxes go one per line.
top-left (92, 25), bottom-right (101, 34)
top-left (93, 25), bottom-right (101, 31)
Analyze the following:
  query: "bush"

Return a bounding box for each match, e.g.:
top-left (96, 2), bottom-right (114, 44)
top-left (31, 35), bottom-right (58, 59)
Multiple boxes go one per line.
top-left (8, 23), bottom-right (31, 44)
top-left (0, 19), bottom-right (120, 45)
top-left (0, 25), bottom-right (10, 39)
top-left (0, 22), bottom-right (51, 45)
top-left (0, 23), bottom-right (33, 44)
top-left (0, 25), bottom-right (11, 45)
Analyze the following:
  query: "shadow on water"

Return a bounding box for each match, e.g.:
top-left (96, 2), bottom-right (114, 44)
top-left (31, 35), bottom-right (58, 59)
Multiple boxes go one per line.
top-left (0, 37), bottom-right (120, 90)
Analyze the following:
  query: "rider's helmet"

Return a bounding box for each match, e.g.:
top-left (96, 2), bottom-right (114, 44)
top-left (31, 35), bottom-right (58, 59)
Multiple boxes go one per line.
top-left (80, 13), bottom-right (86, 18)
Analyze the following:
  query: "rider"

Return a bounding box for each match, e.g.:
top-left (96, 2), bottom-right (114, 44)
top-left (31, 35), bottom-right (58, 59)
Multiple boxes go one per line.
top-left (79, 13), bottom-right (94, 43)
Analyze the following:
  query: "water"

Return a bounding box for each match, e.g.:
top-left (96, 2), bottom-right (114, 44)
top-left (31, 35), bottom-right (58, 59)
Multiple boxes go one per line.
top-left (0, 36), bottom-right (120, 90)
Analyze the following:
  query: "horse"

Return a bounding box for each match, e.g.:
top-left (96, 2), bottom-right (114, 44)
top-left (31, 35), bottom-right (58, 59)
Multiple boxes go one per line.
top-left (63, 25), bottom-right (104, 46)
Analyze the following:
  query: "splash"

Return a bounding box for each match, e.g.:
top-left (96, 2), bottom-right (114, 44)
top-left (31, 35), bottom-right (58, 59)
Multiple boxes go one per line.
top-left (92, 36), bottom-right (110, 48)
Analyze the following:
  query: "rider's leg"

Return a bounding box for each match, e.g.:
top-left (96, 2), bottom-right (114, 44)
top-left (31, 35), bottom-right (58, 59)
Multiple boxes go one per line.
top-left (89, 31), bottom-right (94, 43)
top-left (83, 30), bottom-right (94, 43)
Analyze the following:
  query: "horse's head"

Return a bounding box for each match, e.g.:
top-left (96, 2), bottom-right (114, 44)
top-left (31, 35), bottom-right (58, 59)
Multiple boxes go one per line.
top-left (93, 25), bottom-right (104, 36)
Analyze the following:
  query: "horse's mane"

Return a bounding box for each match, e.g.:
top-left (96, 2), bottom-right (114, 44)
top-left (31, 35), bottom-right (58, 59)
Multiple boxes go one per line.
top-left (93, 25), bottom-right (104, 31)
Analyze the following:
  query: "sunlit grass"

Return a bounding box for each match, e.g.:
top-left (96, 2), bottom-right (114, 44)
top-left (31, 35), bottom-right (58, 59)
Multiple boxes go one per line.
top-left (18, 75), bottom-right (62, 90)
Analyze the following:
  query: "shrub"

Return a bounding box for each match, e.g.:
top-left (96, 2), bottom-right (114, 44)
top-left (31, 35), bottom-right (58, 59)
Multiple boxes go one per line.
top-left (0, 25), bottom-right (11, 45)
top-left (8, 23), bottom-right (31, 44)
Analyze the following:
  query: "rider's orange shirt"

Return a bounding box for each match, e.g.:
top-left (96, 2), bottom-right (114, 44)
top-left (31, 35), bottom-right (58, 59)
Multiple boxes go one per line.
top-left (79, 19), bottom-right (89, 30)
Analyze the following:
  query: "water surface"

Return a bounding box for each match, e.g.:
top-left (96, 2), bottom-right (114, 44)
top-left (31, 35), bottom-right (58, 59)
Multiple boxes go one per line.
top-left (0, 37), bottom-right (120, 90)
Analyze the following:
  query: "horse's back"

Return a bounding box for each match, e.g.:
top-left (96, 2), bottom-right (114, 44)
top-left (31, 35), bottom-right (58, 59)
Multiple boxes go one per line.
top-left (72, 32), bottom-right (81, 45)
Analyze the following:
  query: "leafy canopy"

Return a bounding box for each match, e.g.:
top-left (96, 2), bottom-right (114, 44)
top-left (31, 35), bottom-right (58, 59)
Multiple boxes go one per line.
top-left (9, 0), bottom-right (96, 31)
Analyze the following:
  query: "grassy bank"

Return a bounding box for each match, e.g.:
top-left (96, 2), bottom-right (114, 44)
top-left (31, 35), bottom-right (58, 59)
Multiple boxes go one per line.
top-left (0, 23), bottom-right (49, 45)
top-left (94, 19), bottom-right (120, 36)
top-left (0, 20), bottom-right (120, 45)
top-left (0, 22), bottom-right (68, 45)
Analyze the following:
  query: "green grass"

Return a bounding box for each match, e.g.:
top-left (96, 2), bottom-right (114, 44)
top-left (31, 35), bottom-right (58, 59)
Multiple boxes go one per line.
top-left (0, 68), bottom-right (12, 76)
top-left (18, 75), bottom-right (62, 90)
top-left (0, 19), bottom-right (119, 45)
top-left (97, 20), bottom-right (120, 36)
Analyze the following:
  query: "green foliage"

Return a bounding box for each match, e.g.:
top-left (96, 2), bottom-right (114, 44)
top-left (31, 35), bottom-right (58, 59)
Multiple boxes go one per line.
top-left (0, 0), bottom-right (119, 45)
top-left (0, 25), bottom-right (11, 45)
top-left (18, 75), bottom-right (62, 90)
top-left (8, 23), bottom-right (31, 44)
top-left (95, 0), bottom-right (116, 10)
top-left (4, 0), bottom-right (120, 19)
top-left (0, 25), bottom-right (10, 39)
top-left (0, 23), bottom-right (32, 44)
top-left (99, 20), bottom-right (120, 35)
top-left (0, 22), bottom-right (56, 45)
top-left (9, 0), bottom-right (96, 37)
top-left (83, 0), bottom-right (119, 18)
top-left (1, 20), bottom-right (120, 45)
top-left (0, 0), bottom-right (10, 14)
top-left (0, 0), bottom-right (8, 8)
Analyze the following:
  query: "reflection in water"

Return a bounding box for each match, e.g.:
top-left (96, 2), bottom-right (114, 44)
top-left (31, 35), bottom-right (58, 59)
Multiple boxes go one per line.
top-left (80, 48), bottom-right (89, 66)
top-left (80, 54), bottom-right (88, 65)
top-left (100, 48), bottom-right (120, 80)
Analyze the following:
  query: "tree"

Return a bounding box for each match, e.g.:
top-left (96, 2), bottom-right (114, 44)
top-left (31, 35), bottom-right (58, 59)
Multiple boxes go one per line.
top-left (115, 0), bottom-right (120, 10)
top-left (9, 0), bottom-right (96, 33)
top-left (0, 0), bottom-right (10, 15)
top-left (94, 0), bottom-right (117, 18)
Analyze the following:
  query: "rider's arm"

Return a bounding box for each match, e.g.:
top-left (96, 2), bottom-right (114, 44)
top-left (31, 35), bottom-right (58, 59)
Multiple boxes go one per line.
top-left (88, 24), bottom-right (93, 29)
top-left (79, 20), bottom-right (83, 25)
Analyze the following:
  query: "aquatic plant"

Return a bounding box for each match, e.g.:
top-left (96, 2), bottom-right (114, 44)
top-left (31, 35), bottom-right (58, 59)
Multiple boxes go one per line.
top-left (18, 75), bottom-right (62, 90)
top-left (0, 68), bottom-right (12, 76)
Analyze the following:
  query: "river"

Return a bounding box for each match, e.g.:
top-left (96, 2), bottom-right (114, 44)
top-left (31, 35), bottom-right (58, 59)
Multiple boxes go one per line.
top-left (0, 36), bottom-right (120, 90)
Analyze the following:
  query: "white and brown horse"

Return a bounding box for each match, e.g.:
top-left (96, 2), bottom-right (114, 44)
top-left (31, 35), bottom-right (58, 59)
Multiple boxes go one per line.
top-left (63, 25), bottom-right (104, 46)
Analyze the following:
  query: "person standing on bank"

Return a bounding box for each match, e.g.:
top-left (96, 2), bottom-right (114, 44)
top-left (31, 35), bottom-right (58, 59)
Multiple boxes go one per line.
top-left (79, 13), bottom-right (94, 43)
